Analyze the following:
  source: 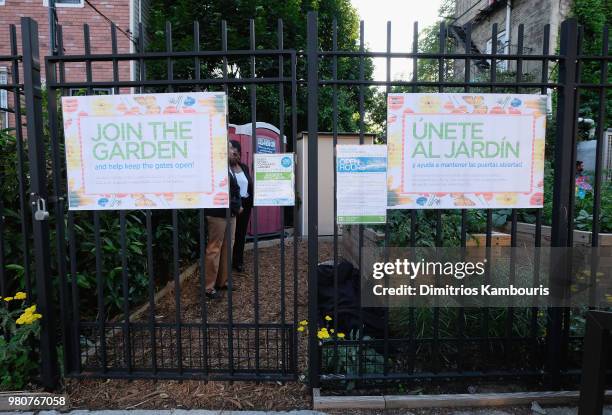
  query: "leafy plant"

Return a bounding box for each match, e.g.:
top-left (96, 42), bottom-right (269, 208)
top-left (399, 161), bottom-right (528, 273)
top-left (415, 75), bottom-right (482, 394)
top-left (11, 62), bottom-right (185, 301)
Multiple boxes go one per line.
top-left (0, 293), bottom-right (41, 390)
top-left (297, 317), bottom-right (385, 390)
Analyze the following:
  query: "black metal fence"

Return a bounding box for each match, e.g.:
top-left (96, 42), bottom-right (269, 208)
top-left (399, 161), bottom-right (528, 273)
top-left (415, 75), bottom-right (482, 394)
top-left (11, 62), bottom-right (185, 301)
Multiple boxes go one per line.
top-left (0, 12), bottom-right (610, 392)
top-left (304, 12), bottom-right (612, 390)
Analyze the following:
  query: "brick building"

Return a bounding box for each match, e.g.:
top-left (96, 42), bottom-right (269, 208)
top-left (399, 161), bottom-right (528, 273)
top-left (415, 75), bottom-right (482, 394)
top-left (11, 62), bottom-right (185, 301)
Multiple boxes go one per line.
top-left (0, 0), bottom-right (150, 128)
top-left (450, 0), bottom-right (571, 80)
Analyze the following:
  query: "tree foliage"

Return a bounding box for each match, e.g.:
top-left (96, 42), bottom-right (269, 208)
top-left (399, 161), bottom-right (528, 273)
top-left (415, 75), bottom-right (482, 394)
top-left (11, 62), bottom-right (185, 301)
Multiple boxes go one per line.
top-left (570, 0), bottom-right (612, 131)
top-left (146, 0), bottom-right (375, 136)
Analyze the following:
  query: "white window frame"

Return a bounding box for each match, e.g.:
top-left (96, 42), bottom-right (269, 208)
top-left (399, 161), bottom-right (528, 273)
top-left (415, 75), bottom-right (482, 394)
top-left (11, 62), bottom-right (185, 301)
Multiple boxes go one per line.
top-left (0, 1), bottom-right (5, 6)
top-left (0, 67), bottom-right (8, 129)
top-left (485, 30), bottom-right (509, 71)
top-left (43, 0), bottom-right (85, 8)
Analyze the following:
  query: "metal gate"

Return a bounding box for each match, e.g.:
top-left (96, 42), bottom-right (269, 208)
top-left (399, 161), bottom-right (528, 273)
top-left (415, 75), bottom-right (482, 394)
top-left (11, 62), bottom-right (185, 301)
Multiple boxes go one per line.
top-left (41, 18), bottom-right (300, 382)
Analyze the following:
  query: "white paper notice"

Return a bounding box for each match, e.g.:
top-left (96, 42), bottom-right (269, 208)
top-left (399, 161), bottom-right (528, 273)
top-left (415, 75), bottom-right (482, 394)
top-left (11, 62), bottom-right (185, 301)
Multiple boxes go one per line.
top-left (336, 145), bottom-right (388, 224)
top-left (253, 153), bottom-right (295, 206)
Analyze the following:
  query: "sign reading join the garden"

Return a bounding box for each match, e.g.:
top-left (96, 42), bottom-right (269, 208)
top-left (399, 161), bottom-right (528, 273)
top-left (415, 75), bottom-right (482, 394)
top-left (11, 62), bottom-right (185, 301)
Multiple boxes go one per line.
top-left (61, 92), bottom-right (228, 210)
top-left (387, 93), bottom-right (547, 209)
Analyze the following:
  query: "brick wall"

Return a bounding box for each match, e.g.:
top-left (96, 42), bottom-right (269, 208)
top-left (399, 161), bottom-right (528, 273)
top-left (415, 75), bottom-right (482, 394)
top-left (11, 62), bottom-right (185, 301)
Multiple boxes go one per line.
top-left (0, 0), bottom-right (134, 85)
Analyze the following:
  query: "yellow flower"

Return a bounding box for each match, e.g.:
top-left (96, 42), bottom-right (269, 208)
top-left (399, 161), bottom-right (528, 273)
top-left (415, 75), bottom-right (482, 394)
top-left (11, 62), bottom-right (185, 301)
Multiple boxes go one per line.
top-left (14, 292), bottom-right (27, 300)
top-left (330, 329), bottom-right (335, 333)
top-left (324, 315), bottom-right (332, 321)
top-left (317, 328), bottom-right (330, 340)
top-left (16, 311), bottom-right (42, 325)
top-left (297, 326), bottom-right (305, 332)
top-left (337, 332), bottom-right (346, 339)
top-left (3, 297), bottom-right (13, 302)
top-left (299, 320), bottom-right (308, 326)
top-left (24, 304), bottom-right (36, 314)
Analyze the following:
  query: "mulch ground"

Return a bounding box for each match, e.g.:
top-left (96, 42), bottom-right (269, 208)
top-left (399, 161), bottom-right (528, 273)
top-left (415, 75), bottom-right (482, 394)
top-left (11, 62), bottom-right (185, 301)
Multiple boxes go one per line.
top-left (65, 239), bottom-right (333, 411)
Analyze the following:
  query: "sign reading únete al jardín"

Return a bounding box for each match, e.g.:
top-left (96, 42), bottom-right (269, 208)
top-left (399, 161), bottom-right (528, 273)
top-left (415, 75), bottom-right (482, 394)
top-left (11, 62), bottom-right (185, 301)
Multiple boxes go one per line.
top-left (62, 92), bottom-right (228, 210)
top-left (387, 93), bottom-right (547, 209)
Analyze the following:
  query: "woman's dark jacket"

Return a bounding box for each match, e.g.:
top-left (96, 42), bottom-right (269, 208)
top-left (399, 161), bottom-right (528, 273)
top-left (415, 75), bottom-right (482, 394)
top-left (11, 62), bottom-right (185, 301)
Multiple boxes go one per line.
top-left (238, 161), bottom-right (254, 209)
top-left (205, 168), bottom-right (242, 217)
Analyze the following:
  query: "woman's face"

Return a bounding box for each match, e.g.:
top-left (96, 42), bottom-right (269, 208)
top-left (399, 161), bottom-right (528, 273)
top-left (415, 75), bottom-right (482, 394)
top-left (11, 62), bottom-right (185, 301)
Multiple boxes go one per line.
top-left (229, 145), bottom-right (240, 165)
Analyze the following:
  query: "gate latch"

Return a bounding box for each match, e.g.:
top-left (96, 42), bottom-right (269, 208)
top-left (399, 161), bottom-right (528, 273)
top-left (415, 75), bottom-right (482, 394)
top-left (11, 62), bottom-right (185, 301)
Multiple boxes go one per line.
top-left (31, 194), bottom-right (50, 221)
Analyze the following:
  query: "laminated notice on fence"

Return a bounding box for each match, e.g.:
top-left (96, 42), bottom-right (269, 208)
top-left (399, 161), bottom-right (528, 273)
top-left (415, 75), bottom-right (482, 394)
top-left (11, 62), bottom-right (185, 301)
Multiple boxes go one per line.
top-left (336, 144), bottom-right (387, 224)
top-left (253, 153), bottom-right (295, 206)
top-left (61, 92), bottom-right (229, 210)
top-left (387, 93), bottom-right (547, 209)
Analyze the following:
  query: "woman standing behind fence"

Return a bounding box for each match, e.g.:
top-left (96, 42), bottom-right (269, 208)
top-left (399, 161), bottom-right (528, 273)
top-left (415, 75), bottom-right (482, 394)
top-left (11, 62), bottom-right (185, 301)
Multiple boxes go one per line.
top-left (204, 144), bottom-right (242, 299)
top-left (229, 140), bottom-right (253, 273)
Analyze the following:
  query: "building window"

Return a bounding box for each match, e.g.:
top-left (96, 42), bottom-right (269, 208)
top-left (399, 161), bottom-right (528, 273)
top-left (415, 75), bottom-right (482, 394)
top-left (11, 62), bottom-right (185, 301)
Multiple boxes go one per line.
top-left (69, 88), bottom-right (113, 96)
top-left (485, 30), bottom-right (509, 71)
top-left (0, 0), bottom-right (5, 6)
top-left (0, 67), bottom-right (8, 130)
top-left (43, 0), bottom-right (85, 8)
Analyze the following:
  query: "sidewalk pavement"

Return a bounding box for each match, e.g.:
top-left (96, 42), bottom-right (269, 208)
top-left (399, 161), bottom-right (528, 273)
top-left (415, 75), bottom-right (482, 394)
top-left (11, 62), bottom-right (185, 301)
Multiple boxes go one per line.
top-left (3, 408), bottom-right (612, 415)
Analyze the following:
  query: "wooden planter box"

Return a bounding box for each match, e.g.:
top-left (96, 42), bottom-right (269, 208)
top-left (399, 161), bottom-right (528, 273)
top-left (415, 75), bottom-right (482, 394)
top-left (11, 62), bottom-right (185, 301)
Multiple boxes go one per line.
top-left (466, 232), bottom-right (511, 247)
top-left (502, 222), bottom-right (612, 247)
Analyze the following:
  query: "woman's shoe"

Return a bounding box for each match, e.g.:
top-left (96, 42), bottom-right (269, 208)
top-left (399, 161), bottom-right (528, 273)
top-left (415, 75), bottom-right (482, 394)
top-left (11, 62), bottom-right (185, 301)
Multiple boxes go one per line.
top-left (205, 289), bottom-right (219, 299)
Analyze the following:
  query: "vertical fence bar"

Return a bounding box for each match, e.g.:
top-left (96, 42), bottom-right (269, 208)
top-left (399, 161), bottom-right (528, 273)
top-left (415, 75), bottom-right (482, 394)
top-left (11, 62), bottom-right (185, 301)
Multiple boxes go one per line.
top-left (249, 19), bottom-right (260, 376)
top-left (408, 21), bottom-right (418, 375)
top-left (21, 17), bottom-right (59, 390)
top-left (10, 24), bottom-right (32, 299)
top-left (591, 25), bottom-right (608, 246)
top-left (220, 19), bottom-right (235, 376)
top-left (45, 20), bottom-right (71, 375)
top-left (547, 18), bottom-right (579, 388)
top-left (192, 20), bottom-right (209, 375)
top-left (277, 18), bottom-right (287, 376)
top-left (331, 18), bottom-right (339, 365)
top-left (306, 10), bottom-right (320, 389)
top-left (357, 19), bottom-right (365, 381)
top-left (290, 50), bottom-right (299, 376)
top-left (383, 20), bottom-right (391, 377)
top-left (119, 211), bottom-right (132, 372)
top-left (138, 23), bottom-right (146, 93)
top-left (145, 210), bottom-right (157, 374)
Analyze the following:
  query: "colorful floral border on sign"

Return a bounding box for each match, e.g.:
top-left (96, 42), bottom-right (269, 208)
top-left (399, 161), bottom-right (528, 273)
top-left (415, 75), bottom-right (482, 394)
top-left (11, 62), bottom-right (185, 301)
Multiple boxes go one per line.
top-left (387, 93), bottom-right (547, 209)
top-left (62, 92), bottom-right (228, 210)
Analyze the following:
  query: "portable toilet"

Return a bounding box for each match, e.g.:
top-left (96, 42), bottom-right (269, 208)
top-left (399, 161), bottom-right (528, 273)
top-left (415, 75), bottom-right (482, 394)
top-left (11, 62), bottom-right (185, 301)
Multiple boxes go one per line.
top-left (228, 122), bottom-right (286, 237)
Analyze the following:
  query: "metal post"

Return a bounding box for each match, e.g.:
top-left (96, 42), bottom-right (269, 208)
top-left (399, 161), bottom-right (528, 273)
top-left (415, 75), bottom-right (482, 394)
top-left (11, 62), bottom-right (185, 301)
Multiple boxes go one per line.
top-left (578, 311), bottom-right (612, 415)
top-left (546, 18), bottom-right (578, 388)
top-left (306, 10), bottom-right (320, 390)
top-left (21, 17), bottom-right (59, 390)
top-left (48, 0), bottom-right (58, 55)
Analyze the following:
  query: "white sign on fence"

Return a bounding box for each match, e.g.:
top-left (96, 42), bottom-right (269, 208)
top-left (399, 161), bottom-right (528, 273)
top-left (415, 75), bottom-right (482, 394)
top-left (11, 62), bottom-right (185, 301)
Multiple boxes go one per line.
top-left (387, 93), bottom-right (547, 209)
top-left (253, 153), bottom-right (295, 206)
top-left (336, 144), bottom-right (388, 224)
top-left (61, 92), bottom-right (228, 210)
